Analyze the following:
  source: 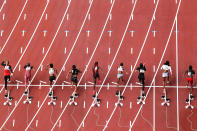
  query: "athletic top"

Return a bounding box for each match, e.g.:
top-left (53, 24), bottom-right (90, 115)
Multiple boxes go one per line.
top-left (1, 62), bottom-right (13, 76)
top-left (161, 64), bottom-right (172, 74)
top-left (185, 70), bottom-right (195, 78)
top-left (72, 68), bottom-right (79, 77)
top-left (117, 66), bottom-right (124, 74)
top-left (49, 68), bottom-right (55, 75)
top-left (136, 66), bottom-right (146, 74)
top-left (92, 66), bottom-right (99, 76)
top-left (24, 66), bottom-right (33, 77)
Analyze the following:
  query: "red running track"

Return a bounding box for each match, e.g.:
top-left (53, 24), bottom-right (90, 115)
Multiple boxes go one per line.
top-left (0, 0), bottom-right (197, 131)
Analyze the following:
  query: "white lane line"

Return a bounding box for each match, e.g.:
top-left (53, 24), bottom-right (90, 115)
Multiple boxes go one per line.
top-left (153, 80), bottom-right (155, 131)
top-left (175, 15), bottom-right (180, 131)
top-left (130, 30), bottom-right (135, 37)
top-left (77, 0), bottom-right (138, 130)
top-left (129, 1), bottom-right (182, 130)
top-left (21, 30), bottom-right (26, 37)
top-left (103, 0), bottom-right (160, 129)
top-left (24, 13), bottom-right (27, 20)
top-left (0, 0), bottom-right (51, 130)
top-left (51, 0), bottom-right (116, 130)
top-left (0, 0), bottom-right (6, 13)
top-left (0, 0), bottom-right (29, 54)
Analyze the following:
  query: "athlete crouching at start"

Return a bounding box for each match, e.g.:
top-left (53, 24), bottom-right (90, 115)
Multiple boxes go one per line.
top-left (67, 65), bottom-right (81, 93)
top-left (1, 60), bottom-right (13, 97)
top-left (24, 63), bottom-right (33, 91)
top-left (161, 60), bottom-right (172, 92)
top-left (184, 65), bottom-right (195, 93)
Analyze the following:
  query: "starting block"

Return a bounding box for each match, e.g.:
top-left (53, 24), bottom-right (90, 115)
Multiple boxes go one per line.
top-left (92, 92), bottom-right (101, 107)
top-left (23, 89), bottom-right (32, 104)
top-left (161, 89), bottom-right (170, 106)
top-left (137, 90), bottom-right (146, 104)
top-left (48, 89), bottom-right (56, 105)
top-left (115, 90), bottom-right (124, 107)
top-left (185, 93), bottom-right (194, 109)
top-left (4, 91), bottom-right (13, 106)
top-left (69, 91), bottom-right (78, 106)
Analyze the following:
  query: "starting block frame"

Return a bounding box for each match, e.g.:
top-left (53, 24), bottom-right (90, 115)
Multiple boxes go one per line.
top-left (185, 93), bottom-right (194, 109)
top-left (161, 88), bottom-right (170, 106)
top-left (48, 89), bottom-right (56, 105)
top-left (4, 91), bottom-right (12, 106)
top-left (69, 91), bottom-right (78, 106)
top-left (137, 90), bottom-right (146, 105)
top-left (23, 89), bottom-right (32, 104)
top-left (115, 90), bottom-right (124, 107)
top-left (92, 92), bottom-right (101, 107)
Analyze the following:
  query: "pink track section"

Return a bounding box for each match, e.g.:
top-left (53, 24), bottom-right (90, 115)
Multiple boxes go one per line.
top-left (0, 0), bottom-right (196, 131)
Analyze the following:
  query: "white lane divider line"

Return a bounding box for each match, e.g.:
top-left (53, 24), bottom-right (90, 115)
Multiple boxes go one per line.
top-left (64, 30), bottom-right (69, 37)
top-left (64, 48), bottom-right (66, 54)
top-left (107, 101), bottom-right (109, 109)
top-left (109, 47), bottom-right (111, 55)
top-left (43, 30), bottom-right (47, 37)
top-left (0, 0), bottom-right (6, 13)
top-left (131, 13), bottom-right (133, 21)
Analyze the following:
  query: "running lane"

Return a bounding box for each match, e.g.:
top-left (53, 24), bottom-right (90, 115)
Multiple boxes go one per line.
top-left (129, 1), bottom-right (180, 131)
top-left (178, 0), bottom-right (197, 130)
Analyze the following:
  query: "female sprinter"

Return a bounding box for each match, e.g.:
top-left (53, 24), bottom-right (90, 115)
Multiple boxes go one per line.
top-left (67, 65), bottom-right (81, 93)
top-left (1, 60), bottom-right (13, 97)
top-left (161, 60), bottom-right (172, 92)
top-left (24, 63), bottom-right (33, 90)
top-left (184, 65), bottom-right (195, 93)
top-left (46, 64), bottom-right (57, 94)
top-left (136, 63), bottom-right (146, 94)
top-left (92, 61), bottom-right (103, 95)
